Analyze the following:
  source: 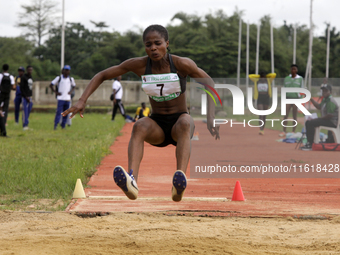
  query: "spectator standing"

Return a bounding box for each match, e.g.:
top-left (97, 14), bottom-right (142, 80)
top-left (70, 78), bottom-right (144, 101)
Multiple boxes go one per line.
top-left (20, 65), bottom-right (34, 130)
top-left (0, 97), bottom-right (8, 137)
top-left (0, 64), bottom-right (15, 125)
top-left (111, 76), bottom-right (131, 122)
top-left (13, 67), bottom-right (25, 124)
top-left (50, 65), bottom-right (76, 130)
top-left (249, 71), bottom-right (276, 135)
top-left (280, 64), bottom-right (304, 136)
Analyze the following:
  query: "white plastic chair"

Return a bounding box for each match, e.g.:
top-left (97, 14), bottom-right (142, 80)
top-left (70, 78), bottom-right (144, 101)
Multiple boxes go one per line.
top-left (314, 97), bottom-right (340, 143)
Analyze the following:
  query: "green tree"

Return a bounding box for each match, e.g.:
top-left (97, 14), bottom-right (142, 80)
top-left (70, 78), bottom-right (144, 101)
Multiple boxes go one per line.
top-left (0, 37), bottom-right (60, 80)
top-left (90, 20), bottom-right (109, 32)
top-left (17, 0), bottom-right (59, 47)
top-left (17, 10), bottom-right (340, 80)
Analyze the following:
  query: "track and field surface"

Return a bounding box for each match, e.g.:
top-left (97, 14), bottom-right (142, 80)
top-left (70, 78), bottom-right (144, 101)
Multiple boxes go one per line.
top-left (67, 121), bottom-right (340, 218)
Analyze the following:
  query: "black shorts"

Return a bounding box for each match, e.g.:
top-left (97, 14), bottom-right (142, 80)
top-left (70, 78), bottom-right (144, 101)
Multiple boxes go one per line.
top-left (257, 94), bottom-right (270, 106)
top-left (149, 112), bottom-right (191, 147)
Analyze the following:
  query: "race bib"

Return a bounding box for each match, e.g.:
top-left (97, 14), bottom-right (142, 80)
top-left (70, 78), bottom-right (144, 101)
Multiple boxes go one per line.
top-left (141, 73), bottom-right (181, 102)
top-left (257, 82), bottom-right (268, 92)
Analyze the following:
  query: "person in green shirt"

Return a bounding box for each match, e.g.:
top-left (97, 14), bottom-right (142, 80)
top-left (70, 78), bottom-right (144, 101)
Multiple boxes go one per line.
top-left (280, 64), bottom-right (304, 136)
top-left (301, 84), bottom-right (339, 151)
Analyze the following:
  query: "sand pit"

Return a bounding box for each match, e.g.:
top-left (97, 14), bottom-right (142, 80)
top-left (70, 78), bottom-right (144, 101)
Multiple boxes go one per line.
top-left (0, 211), bottom-right (340, 254)
top-left (2, 122), bottom-right (339, 254)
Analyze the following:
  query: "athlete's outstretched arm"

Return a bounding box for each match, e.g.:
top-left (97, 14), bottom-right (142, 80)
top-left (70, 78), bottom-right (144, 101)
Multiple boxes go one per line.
top-left (62, 58), bottom-right (142, 118)
top-left (177, 57), bottom-right (220, 140)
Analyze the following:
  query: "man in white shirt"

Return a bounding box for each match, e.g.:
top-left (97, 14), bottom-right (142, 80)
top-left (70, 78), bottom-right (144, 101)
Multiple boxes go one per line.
top-left (0, 64), bottom-right (15, 126)
top-left (112, 76), bottom-right (131, 122)
top-left (50, 65), bottom-right (76, 130)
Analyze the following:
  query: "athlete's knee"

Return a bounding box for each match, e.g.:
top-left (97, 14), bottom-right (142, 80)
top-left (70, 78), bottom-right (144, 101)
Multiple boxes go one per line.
top-left (175, 117), bottom-right (191, 132)
top-left (131, 120), bottom-right (150, 136)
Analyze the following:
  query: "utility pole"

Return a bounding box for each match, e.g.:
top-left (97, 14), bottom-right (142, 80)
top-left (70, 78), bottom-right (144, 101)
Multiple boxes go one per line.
top-left (237, 17), bottom-right (242, 87)
top-left (61, 0), bottom-right (65, 69)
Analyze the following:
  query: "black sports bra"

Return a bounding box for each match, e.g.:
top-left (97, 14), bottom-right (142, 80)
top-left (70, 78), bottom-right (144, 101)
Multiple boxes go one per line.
top-left (144, 54), bottom-right (187, 94)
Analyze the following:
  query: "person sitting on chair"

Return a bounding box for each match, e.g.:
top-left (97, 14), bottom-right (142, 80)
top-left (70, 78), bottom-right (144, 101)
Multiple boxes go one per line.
top-left (301, 84), bottom-right (339, 151)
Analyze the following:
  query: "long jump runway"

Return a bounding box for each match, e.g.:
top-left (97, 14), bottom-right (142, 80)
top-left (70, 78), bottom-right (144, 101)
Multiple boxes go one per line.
top-left (67, 121), bottom-right (340, 218)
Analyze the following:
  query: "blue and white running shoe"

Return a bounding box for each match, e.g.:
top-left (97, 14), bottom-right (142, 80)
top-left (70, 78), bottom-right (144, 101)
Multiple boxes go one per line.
top-left (113, 166), bottom-right (138, 200)
top-left (172, 170), bottom-right (187, 202)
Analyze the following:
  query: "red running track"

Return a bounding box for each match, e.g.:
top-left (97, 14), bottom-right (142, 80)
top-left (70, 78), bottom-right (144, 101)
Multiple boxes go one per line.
top-left (67, 121), bottom-right (340, 218)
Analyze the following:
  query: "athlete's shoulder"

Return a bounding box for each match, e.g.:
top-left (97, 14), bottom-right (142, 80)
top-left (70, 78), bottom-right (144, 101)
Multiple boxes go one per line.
top-left (118, 56), bottom-right (148, 76)
top-left (171, 55), bottom-right (197, 72)
top-left (121, 56), bottom-right (148, 68)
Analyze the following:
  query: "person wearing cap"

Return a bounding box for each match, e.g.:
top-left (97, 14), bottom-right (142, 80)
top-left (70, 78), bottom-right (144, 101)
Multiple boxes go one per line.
top-left (301, 84), bottom-right (339, 151)
top-left (13, 67), bottom-right (25, 124)
top-left (50, 65), bottom-right (76, 130)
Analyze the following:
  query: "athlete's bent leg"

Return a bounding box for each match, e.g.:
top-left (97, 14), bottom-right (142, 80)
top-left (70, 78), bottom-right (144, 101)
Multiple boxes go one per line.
top-left (170, 114), bottom-right (194, 201)
top-left (128, 117), bottom-right (165, 182)
top-left (171, 114), bottom-right (195, 173)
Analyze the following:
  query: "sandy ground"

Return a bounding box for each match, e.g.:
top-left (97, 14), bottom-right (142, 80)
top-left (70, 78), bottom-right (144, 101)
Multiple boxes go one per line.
top-left (1, 211), bottom-right (340, 255)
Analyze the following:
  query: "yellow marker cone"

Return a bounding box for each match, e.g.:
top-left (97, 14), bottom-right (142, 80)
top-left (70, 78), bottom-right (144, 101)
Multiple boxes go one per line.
top-left (73, 178), bottom-right (86, 198)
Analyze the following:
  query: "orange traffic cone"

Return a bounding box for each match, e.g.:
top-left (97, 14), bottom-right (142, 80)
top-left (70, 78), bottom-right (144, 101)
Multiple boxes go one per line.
top-left (231, 181), bottom-right (245, 201)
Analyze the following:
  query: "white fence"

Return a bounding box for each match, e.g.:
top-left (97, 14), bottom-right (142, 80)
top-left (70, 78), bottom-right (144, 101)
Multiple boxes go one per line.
top-left (8, 78), bottom-right (340, 107)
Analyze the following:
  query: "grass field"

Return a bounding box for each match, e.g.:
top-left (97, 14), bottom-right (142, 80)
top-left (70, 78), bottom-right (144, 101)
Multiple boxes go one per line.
top-left (0, 112), bottom-right (125, 210)
top-left (0, 107), bottom-right (314, 211)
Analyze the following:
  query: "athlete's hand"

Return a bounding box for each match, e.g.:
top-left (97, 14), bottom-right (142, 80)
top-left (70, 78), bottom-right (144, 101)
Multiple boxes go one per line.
top-left (62, 99), bottom-right (86, 119)
top-left (207, 118), bottom-right (220, 140)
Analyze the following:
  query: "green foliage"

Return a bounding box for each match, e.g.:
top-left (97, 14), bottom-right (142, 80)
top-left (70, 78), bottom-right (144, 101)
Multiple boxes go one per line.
top-left (17, 0), bottom-right (59, 47)
top-left (4, 9), bottom-right (340, 80)
top-left (0, 113), bottom-right (125, 201)
top-left (0, 37), bottom-right (60, 80)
